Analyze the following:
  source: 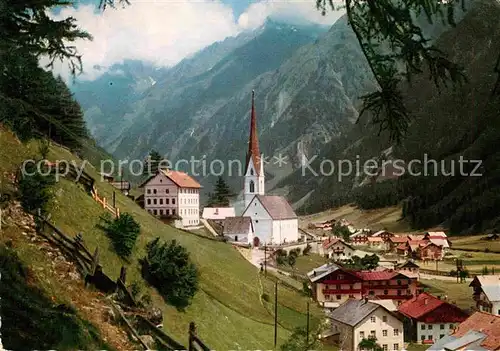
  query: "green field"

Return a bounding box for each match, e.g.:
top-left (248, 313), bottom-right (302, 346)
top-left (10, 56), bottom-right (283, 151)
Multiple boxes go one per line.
top-left (0, 129), bottom-right (326, 349)
top-left (419, 279), bottom-right (474, 311)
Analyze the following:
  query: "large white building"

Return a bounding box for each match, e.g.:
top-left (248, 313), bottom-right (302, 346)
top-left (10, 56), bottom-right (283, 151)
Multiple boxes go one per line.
top-left (139, 169), bottom-right (201, 228)
top-left (239, 90), bottom-right (299, 247)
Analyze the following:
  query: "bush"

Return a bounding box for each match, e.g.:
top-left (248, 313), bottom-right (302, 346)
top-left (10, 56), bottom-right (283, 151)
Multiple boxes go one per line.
top-left (17, 161), bottom-right (55, 216)
top-left (261, 293), bottom-right (270, 302)
top-left (142, 238), bottom-right (198, 310)
top-left (97, 213), bottom-right (140, 259)
top-left (302, 244), bottom-right (312, 255)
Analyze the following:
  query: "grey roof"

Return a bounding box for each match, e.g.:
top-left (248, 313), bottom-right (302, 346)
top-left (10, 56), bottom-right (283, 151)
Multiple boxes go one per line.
top-left (255, 195), bottom-right (297, 220)
top-left (440, 330), bottom-right (486, 350)
top-left (327, 299), bottom-right (382, 327)
top-left (481, 285), bottom-right (500, 302)
top-left (427, 335), bottom-right (458, 351)
top-left (307, 263), bottom-right (340, 283)
top-left (223, 217), bottom-right (252, 235)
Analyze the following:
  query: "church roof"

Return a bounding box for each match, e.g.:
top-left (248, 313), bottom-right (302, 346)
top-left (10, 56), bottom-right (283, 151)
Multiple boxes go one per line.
top-left (223, 217), bottom-right (253, 235)
top-left (245, 90), bottom-right (262, 176)
top-left (254, 195), bottom-right (297, 220)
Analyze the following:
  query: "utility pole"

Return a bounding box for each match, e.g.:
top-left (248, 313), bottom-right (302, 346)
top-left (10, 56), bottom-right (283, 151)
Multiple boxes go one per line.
top-left (113, 190), bottom-right (116, 208)
top-left (274, 280), bottom-right (278, 349)
top-left (264, 244), bottom-right (267, 276)
top-left (306, 300), bottom-right (310, 345)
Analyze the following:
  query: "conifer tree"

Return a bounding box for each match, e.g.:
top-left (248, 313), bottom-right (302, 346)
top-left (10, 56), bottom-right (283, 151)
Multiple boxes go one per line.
top-left (207, 177), bottom-right (233, 207)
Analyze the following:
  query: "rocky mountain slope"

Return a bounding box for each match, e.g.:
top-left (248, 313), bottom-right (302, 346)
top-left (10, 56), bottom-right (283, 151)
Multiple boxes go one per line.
top-left (73, 18), bottom-right (376, 199)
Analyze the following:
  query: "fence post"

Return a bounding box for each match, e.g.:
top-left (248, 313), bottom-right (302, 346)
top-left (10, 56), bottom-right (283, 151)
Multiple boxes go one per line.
top-left (119, 266), bottom-right (127, 285)
top-left (91, 247), bottom-right (99, 275)
top-left (188, 322), bottom-right (196, 351)
top-left (103, 197), bottom-right (106, 208)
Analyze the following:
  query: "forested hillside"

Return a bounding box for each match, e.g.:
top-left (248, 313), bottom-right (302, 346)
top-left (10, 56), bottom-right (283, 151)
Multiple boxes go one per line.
top-left (289, 0), bottom-right (500, 235)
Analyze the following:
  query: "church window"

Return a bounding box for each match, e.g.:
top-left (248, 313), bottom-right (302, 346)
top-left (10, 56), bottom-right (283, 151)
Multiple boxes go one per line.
top-left (249, 180), bottom-right (255, 192)
top-left (250, 168), bottom-right (254, 175)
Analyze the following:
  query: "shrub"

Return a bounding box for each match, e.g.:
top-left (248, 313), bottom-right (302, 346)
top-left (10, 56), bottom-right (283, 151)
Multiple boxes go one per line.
top-left (96, 213), bottom-right (140, 259)
top-left (142, 238), bottom-right (198, 310)
top-left (261, 293), bottom-right (270, 302)
top-left (302, 244), bottom-right (312, 255)
top-left (17, 161), bottom-right (55, 216)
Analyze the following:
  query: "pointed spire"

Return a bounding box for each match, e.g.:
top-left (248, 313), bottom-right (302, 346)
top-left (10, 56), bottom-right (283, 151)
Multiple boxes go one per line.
top-left (246, 89), bottom-right (261, 175)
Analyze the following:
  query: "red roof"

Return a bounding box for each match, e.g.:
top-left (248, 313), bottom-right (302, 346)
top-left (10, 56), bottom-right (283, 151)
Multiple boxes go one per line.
top-left (323, 238), bottom-right (340, 248)
top-left (396, 243), bottom-right (408, 250)
top-left (398, 293), bottom-right (469, 323)
top-left (355, 271), bottom-right (401, 280)
top-left (245, 90), bottom-right (261, 175)
top-left (390, 237), bottom-right (409, 243)
top-left (162, 170), bottom-right (201, 188)
top-left (453, 312), bottom-right (500, 350)
top-left (398, 292), bottom-right (445, 319)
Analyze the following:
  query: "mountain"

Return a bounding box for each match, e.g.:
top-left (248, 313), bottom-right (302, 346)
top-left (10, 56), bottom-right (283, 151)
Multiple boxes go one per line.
top-left (283, 0), bottom-right (500, 235)
top-left (74, 17), bottom-right (376, 201)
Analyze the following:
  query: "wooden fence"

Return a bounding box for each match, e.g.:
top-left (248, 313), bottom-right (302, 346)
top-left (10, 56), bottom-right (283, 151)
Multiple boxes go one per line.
top-left (41, 161), bottom-right (120, 218)
top-left (33, 212), bottom-right (213, 350)
top-left (91, 187), bottom-right (120, 218)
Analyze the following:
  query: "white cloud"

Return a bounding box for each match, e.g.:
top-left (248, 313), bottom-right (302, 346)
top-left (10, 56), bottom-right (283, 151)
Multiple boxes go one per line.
top-left (238, 0), bottom-right (343, 29)
top-left (43, 0), bottom-right (344, 81)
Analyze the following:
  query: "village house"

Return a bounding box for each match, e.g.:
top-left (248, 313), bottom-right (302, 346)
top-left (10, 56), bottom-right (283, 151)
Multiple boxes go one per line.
top-left (423, 232), bottom-right (450, 251)
top-left (240, 91), bottom-right (299, 246)
top-left (418, 242), bottom-right (444, 261)
top-left (372, 230), bottom-right (396, 241)
top-left (469, 275), bottom-right (500, 315)
top-left (397, 292), bottom-right (469, 344)
top-left (395, 260), bottom-right (420, 280)
top-left (201, 207), bottom-right (235, 225)
top-left (321, 238), bottom-right (355, 261)
top-left (307, 263), bottom-right (419, 308)
top-left (350, 231), bottom-right (370, 246)
top-left (367, 236), bottom-right (387, 250)
top-left (327, 298), bottom-right (404, 351)
top-left (222, 216), bottom-right (253, 244)
top-left (139, 169), bottom-right (201, 228)
top-left (427, 312), bottom-right (500, 351)
top-left (387, 237), bottom-right (410, 252)
top-left (100, 172), bottom-right (131, 194)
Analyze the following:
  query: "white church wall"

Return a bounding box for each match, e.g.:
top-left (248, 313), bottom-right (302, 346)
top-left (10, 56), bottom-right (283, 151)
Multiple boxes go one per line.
top-left (243, 197), bottom-right (273, 244)
top-left (272, 219), bottom-right (299, 244)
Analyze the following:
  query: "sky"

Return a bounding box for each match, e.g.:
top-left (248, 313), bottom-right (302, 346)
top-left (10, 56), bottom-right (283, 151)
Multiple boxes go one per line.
top-left (42, 0), bottom-right (344, 81)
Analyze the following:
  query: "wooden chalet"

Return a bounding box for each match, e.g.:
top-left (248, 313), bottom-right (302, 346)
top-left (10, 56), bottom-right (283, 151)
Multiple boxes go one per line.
top-left (307, 264), bottom-right (419, 309)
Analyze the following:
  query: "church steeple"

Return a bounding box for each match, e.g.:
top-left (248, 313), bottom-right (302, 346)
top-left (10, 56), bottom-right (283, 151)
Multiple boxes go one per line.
top-left (243, 90), bottom-right (265, 210)
top-left (246, 90), bottom-right (261, 175)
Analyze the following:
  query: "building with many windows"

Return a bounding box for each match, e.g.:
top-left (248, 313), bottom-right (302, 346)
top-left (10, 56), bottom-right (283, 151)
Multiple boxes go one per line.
top-left (327, 298), bottom-right (404, 351)
top-left (307, 263), bottom-right (419, 309)
top-left (397, 292), bottom-right (469, 344)
top-left (139, 169), bottom-right (202, 228)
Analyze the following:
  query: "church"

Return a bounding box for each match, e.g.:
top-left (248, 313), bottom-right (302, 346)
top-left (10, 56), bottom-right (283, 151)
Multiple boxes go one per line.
top-left (239, 90), bottom-right (299, 247)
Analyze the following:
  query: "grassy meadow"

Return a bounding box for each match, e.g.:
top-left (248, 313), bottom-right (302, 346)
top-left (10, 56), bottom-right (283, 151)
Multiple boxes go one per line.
top-left (0, 129), bottom-right (328, 349)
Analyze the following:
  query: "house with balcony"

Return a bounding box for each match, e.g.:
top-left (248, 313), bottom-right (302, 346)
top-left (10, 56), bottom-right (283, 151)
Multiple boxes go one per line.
top-left (387, 237), bottom-right (410, 252)
top-left (395, 260), bottom-right (420, 280)
top-left (372, 230), bottom-right (395, 241)
top-left (469, 275), bottom-right (500, 315)
top-left (327, 298), bottom-right (404, 351)
top-left (397, 292), bottom-right (469, 344)
top-left (307, 264), bottom-right (418, 309)
top-left (321, 238), bottom-right (355, 261)
top-left (139, 169), bottom-right (202, 228)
